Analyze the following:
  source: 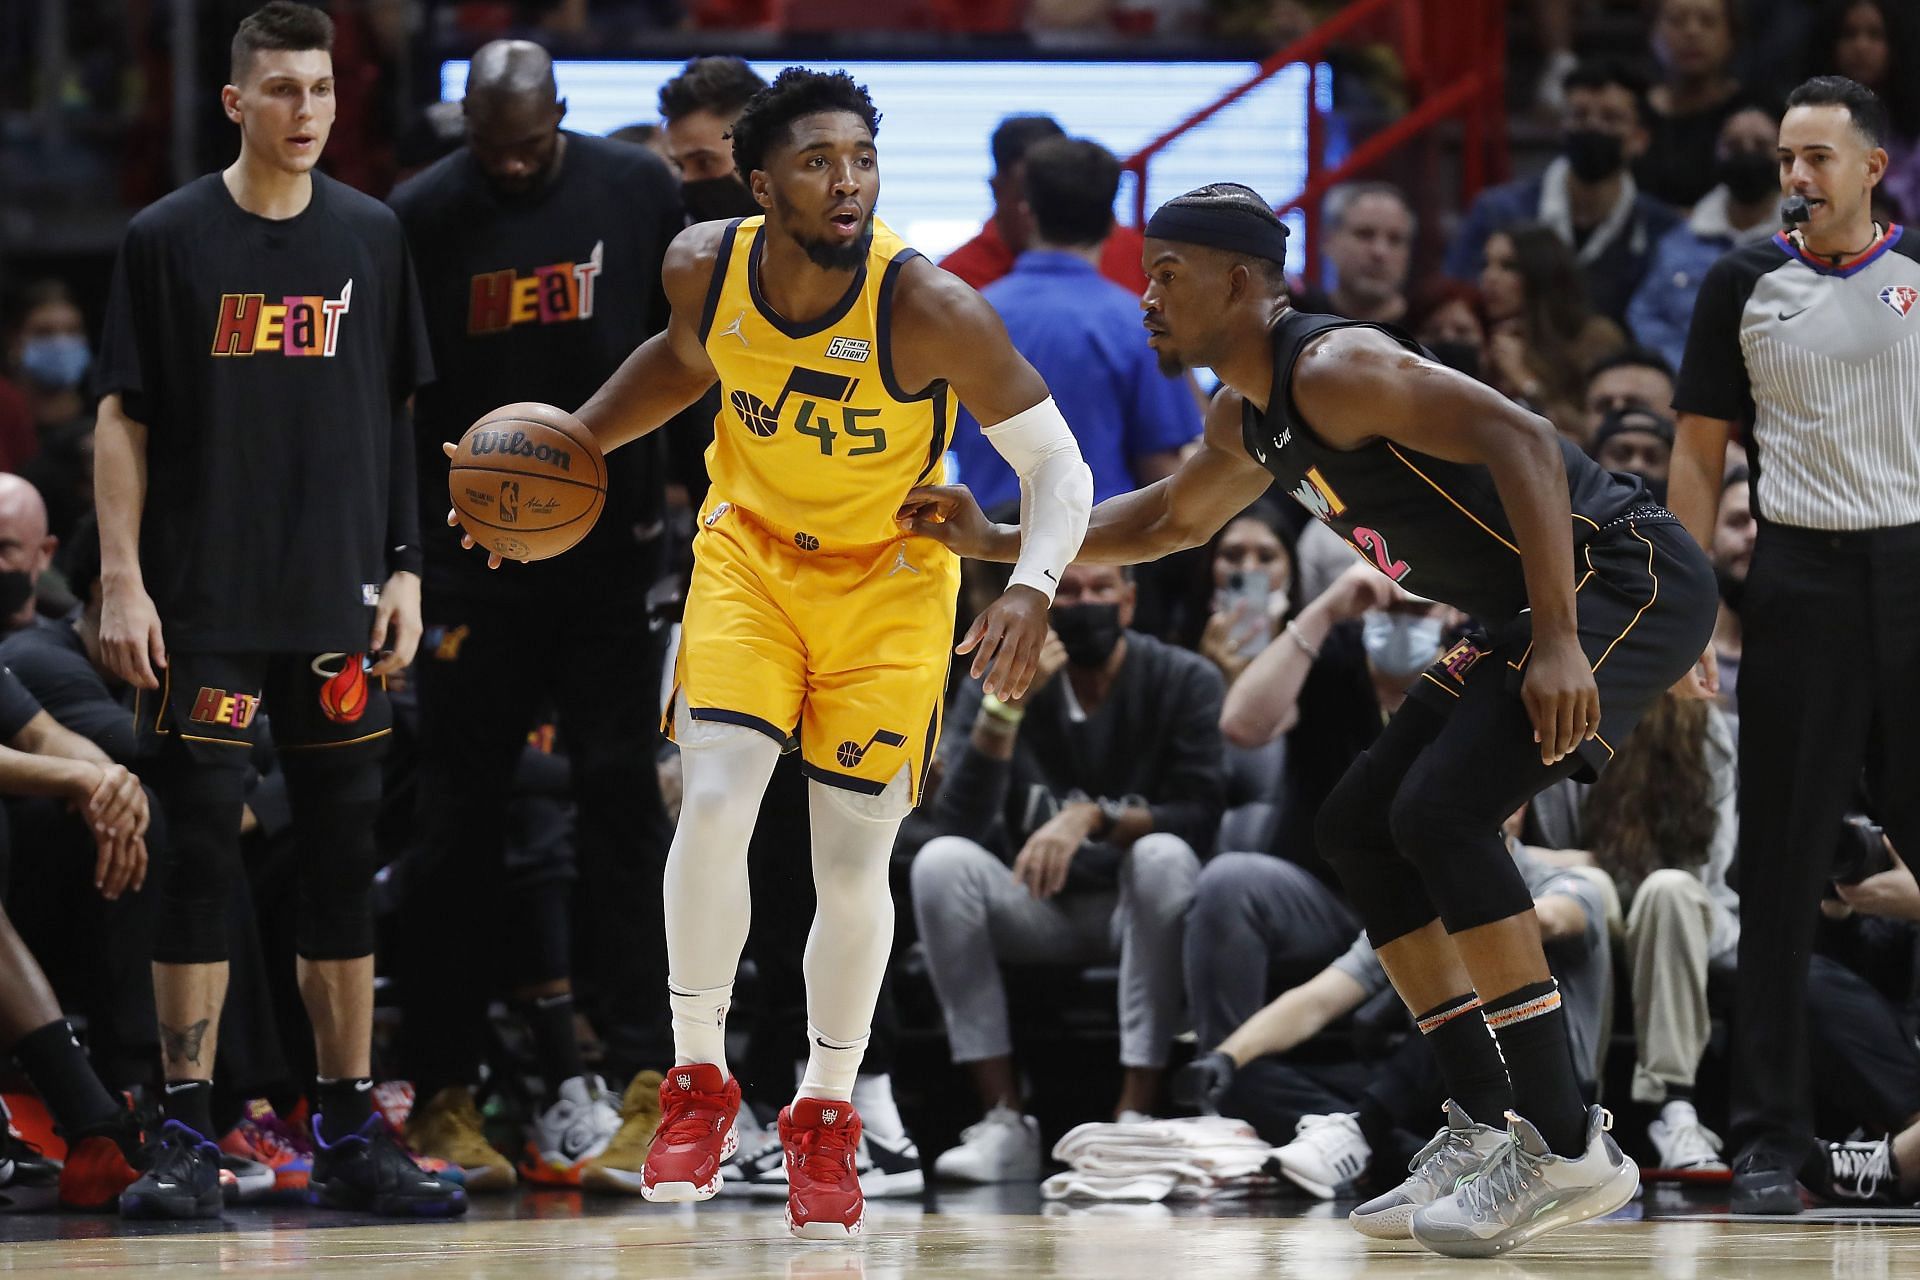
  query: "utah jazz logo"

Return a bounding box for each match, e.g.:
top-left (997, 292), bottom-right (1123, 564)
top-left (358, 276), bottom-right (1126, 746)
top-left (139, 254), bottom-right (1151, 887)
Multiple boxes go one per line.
top-left (731, 366), bottom-right (887, 456)
top-left (499, 479), bottom-right (521, 524)
top-left (837, 728), bottom-right (907, 769)
top-left (211, 279), bottom-right (352, 357)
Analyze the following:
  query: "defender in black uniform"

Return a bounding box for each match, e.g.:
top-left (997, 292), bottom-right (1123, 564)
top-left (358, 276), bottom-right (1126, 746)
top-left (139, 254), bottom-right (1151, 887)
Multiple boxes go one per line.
top-left (903, 184), bottom-right (1718, 1259)
top-left (93, 3), bottom-right (460, 1219)
top-left (387, 38), bottom-right (682, 1193)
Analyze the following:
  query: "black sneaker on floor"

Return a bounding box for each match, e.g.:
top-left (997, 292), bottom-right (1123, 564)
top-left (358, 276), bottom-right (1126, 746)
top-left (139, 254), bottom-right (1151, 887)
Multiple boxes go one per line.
top-left (120, 1120), bottom-right (223, 1219)
top-left (0, 1127), bottom-right (62, 1212)
top-left (1730, 1149), bottom-right (1804, 1215)
top-left (1806, 1135), bottom-right (1904, 1206)
top-left (308, 1116), bottom-right (468, 1217)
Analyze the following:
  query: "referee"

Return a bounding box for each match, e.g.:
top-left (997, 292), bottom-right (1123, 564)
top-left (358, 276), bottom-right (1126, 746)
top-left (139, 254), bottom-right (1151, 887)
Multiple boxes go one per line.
top-left (1669, 75), bottom-right (1920, 1214)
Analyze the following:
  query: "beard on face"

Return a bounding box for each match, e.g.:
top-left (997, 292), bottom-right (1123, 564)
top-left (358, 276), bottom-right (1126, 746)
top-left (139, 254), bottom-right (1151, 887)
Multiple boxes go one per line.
top-left (1155, 348), bottom-right (1186, 376)
top-left (772, 186), bottom-right (868, 270)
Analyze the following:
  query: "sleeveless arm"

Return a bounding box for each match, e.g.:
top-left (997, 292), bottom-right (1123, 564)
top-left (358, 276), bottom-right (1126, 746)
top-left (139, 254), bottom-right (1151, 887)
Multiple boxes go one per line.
top-left (574, 222), bottom-right (723, 454)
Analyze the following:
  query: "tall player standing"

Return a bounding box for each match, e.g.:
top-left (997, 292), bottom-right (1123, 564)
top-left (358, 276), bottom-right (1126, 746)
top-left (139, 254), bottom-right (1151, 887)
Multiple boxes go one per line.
top-left (457, 69), bottom-right (1090, 1239)
top-left (93, 2), bottom-right (462, 1218)
top-left (901, 185), bottom-right (1718, 1257)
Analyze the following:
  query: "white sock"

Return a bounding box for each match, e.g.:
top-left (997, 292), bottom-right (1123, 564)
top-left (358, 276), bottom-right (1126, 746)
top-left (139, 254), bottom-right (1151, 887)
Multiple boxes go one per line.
top-left (669, 981), bottom-right (734, 1075)
top-left (851, 1073), bottom-right (906, 1142)
top-left (798, 1024), bottom-right (867, 1102)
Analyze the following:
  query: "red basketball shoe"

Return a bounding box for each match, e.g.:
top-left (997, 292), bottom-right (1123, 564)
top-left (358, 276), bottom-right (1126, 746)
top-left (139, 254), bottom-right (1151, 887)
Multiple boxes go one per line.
top-left (639, 1065), bottom-right (740, 1202)
top-left (779, 1098), bottom-right (863, 1240)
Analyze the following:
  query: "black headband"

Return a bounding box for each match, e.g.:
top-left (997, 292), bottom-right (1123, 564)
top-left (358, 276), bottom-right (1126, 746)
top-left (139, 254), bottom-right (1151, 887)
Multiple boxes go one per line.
top-left (1145, 201), bottom-right (1290, 265)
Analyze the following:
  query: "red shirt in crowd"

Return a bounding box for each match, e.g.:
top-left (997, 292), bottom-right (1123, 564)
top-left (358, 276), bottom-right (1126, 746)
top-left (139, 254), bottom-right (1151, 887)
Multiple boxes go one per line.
top-left (940, 219), bottom-right (1149, 298)
top-left (0, 376), bottom-right (36, 473)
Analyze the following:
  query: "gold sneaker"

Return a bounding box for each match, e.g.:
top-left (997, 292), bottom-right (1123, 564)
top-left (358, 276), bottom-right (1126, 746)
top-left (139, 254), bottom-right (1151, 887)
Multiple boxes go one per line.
top-left (581, 1071), bottom-right (663, 1195)
top-left (404, 1085), bottom-right (516, 1193)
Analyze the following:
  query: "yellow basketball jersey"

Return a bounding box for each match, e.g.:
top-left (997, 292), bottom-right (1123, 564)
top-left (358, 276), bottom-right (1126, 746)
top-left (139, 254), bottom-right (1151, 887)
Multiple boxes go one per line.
top-left (698, 215), bottom-right (953, 548)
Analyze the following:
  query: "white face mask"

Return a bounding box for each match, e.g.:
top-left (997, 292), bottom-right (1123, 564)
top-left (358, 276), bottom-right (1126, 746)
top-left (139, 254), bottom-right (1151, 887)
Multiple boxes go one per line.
top-left (1362, 611), bottom-right (1444, 678)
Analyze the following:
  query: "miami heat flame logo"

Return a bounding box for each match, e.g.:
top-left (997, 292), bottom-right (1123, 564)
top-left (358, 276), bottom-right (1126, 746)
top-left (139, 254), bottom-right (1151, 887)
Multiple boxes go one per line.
top-left (311, 652), bottom-right (370, 724)
top-left (1880, 284), bottom-right (1918, 318)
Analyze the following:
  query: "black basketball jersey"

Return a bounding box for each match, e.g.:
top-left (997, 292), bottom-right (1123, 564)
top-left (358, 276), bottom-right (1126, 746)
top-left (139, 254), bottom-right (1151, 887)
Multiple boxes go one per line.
top-left (1246, 311), bottom-right (1646, 622)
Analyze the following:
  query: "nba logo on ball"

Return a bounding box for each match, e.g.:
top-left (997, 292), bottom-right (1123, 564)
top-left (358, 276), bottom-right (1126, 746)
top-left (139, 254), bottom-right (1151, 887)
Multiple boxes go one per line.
top-left (1880, 284), bottom-right (1917, 318)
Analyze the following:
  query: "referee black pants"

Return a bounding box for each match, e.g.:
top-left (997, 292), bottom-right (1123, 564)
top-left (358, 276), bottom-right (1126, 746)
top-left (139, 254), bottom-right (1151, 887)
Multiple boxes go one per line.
top-left (1731, 521), bottom-right (1920, 1167)
top-left (398, 575), bottom-right (673, 1094)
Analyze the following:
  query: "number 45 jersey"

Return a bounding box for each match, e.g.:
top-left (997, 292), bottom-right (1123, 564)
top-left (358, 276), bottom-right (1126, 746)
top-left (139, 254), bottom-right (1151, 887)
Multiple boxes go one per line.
top-left (1247, 311), bottom-right (1646, 624)
top-left (696, 214), bottom-right (955, 550)
top-left (672, 215), bottom-right (959, 801)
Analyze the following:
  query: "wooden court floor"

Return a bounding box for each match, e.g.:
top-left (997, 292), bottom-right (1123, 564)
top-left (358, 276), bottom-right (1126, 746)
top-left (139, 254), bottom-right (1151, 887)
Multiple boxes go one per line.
top-left (1, 1186), bottom-right (1916, 1277)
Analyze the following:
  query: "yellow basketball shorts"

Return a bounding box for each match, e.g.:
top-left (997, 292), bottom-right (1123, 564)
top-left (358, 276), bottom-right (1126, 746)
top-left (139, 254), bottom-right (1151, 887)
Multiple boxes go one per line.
top-left (669, 499), bottom-right (959, 801)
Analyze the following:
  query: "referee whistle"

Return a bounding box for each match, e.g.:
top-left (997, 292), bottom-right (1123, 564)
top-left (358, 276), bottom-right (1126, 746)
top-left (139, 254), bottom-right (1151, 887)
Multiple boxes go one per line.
top-left (1781, 195), bottom-right (1812, 227)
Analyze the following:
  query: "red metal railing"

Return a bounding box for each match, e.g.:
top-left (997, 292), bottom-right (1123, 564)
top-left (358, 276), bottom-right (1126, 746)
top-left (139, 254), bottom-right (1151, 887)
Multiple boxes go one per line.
top-left (1120, 0), bottom-right (1508, 283)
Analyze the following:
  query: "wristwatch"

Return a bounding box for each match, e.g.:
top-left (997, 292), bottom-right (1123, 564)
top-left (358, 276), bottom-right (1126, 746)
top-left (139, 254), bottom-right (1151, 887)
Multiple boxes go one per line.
top-left (1090, 797), bottom-right (1127, 840)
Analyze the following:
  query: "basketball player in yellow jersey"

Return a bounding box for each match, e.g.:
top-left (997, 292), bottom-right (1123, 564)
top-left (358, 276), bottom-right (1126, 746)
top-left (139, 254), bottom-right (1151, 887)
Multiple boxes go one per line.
top-left (456, 68), bottom-right (1091, 1238)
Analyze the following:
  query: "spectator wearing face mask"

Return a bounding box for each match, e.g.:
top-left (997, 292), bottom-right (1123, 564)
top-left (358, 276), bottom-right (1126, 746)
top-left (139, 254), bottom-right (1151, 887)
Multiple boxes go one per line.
top-left (1447, 60), bottom-right (1681, 326)
top-left (1589, 407), bottom-right (1676, 504)
top-left (0, 475), bottom-right (63, 632)
top-left (1290, 182), bottom-right (1416, 326)
top-left (910, 562), bottom-right (1224, 1183)
top-left (2, 281), bottom-right (95, 474)
top-left (1583, 347), bottom-right (1677, 445)
top-left (1407, 280), bottom-right (1491, 384)
top-left (1629, 105), bottom-right (1785, 371)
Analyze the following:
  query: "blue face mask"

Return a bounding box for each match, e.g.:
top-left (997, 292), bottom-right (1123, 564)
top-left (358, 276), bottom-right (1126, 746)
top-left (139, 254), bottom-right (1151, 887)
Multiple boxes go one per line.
top-left (1362, 611), bottom-right (1444, 678)
top-left (19, 334), bottom-right (90, 391)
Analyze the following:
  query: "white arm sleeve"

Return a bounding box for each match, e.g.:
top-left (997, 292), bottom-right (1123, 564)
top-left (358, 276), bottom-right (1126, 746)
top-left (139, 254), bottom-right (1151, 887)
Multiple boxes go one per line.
top-left (980, 396), bottom-right (1093, 602)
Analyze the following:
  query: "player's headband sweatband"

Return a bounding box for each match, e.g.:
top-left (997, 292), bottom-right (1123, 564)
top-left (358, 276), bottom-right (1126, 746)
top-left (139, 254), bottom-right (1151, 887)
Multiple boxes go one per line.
top-left (1144, 202), bottom-right (1290, 265)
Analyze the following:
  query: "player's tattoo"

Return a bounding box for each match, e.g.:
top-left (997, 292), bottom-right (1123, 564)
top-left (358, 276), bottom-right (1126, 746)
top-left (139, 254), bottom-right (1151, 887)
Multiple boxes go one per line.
top-left (161, 1018), bottom-right (211, 1067)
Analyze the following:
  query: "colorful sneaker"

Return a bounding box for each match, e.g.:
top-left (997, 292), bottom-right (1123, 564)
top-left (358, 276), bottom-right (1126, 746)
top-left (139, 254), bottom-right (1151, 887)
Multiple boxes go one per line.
top-left (404, 1085), bottom-right (515, 1193)
top-left (1410, 1107), bottom-right (1639, 1258)
top-left (57, 1108), bottom-right (145, 1212)
top-left (781, 1099), bottom-right (864, 1241)
top-left (308, 1116), bottom-right (468, 1217)
top-left (858, 1126), bottom-right (925, 1198)
top-left (222, 1102), bottom-right (312, 1198)
top-left (639, 1065), bottom-right (740, 1203)
top-left (1350, 1100), bottom-right (1507, 1240)
top-left (520, 1075), bottom-right (621, 1187)
top-left (581, 1071), bottom-right (662, 1196)
top-left (0, 1125), bottom-right (61, 1212)
top-left (120, 1120), bottom-right (223, 1220)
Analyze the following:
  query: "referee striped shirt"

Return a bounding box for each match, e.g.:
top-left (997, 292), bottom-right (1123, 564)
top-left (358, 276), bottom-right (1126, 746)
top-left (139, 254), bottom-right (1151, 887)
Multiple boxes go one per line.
top-left (1674, 224), bottom-right (1920, 530)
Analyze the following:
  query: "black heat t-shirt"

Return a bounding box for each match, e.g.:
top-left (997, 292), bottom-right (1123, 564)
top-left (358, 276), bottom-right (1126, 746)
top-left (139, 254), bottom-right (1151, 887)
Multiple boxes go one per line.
top-left (388, 132), bottom-right (684, 600)
top-left (95, 172), bottom-right (432, 653)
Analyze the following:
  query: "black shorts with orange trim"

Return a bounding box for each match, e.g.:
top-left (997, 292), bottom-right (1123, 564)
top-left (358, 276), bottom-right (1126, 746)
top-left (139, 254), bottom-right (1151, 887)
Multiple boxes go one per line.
top-left (1407, 511), bottom-right (1717, 782)
top-left (135, 650), bottom-right (393, 766)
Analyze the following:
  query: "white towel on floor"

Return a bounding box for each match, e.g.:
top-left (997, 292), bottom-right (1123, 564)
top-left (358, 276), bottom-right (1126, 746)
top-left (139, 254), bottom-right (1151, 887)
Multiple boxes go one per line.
top-left (1041, 1117), bottom-right (1281, 1202)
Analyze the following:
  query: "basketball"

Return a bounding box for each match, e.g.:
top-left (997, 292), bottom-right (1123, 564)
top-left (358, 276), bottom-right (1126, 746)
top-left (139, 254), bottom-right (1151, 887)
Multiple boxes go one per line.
top-left (448, 402), bottom-right (606, 562)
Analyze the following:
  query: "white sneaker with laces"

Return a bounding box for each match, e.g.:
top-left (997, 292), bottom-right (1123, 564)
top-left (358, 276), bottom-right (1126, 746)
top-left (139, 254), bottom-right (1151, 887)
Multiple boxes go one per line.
top-left (932, 1106), bottom-right (1042, 1184)
top-left (1350, 1100), bottom-right (1507, 1240)
top-left (1272, 1113), bottom-right (1371, 1199)
top-left (523, 1075), bottom-right (620, 1183)
top-left (1647, 1101), bottom-right (1726, 1172)
top-left (1410, 1107), bottom-right (1640, 1259)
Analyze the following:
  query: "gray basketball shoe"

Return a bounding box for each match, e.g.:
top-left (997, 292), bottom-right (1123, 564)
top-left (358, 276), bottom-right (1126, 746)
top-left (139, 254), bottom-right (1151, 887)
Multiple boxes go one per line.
top-left (1349, 1100), bottom-right (1506, 1240)
top-left (1410, 1106), bottom-right (1640, 1258)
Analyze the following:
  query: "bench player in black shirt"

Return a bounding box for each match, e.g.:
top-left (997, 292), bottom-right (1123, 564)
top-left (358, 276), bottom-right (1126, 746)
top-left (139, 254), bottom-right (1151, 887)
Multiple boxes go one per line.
top-left (92, 3), bottom-right (461, 1219)
top-left (903, 184), bottom-right (1719, 1258)
top-left (387, 39), bottom-right (684, 1192)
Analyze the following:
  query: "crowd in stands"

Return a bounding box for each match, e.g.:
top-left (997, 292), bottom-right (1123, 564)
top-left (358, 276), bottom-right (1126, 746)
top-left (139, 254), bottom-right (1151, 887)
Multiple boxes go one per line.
top-left (2, 0), bottom-right (1919, 1215)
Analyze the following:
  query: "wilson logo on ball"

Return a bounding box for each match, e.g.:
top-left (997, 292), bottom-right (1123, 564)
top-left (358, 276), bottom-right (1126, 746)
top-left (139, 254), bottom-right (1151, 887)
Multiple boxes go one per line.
top-left (469, 429), bottom-right (574, 471)
top-left (312, 653), bottom-right (370, 724)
